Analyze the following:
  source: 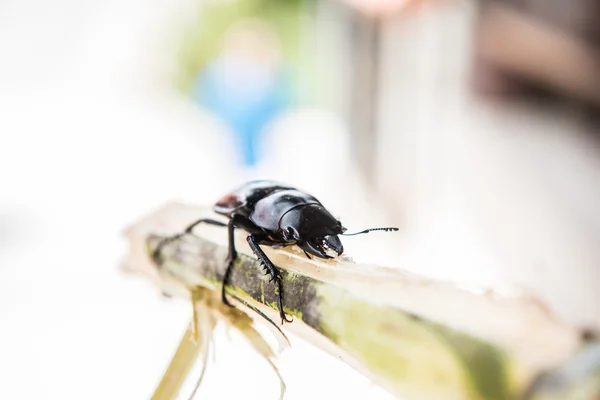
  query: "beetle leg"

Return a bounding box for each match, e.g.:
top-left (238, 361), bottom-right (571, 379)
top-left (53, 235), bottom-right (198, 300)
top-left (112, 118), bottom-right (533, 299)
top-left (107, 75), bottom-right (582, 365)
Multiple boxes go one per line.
top-left (151, 232), bottom-right (185, 265)
top-left (221, 215), bottom-right (241, 308)
top-left (151, 218), bottom-right (227, 265)
top-left (246, 235), bottom-right (277, 282)
top-left (247, 235), bottom-right (293, 324)
top-left (183, 218), bottom-right (227, 234)
top-left (302, 250), bottom-right (312, 260)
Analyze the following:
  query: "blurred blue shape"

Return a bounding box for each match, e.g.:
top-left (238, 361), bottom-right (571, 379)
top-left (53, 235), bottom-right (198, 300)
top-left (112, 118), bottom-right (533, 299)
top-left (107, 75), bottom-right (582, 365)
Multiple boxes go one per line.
top-left (193, 54), bottom-right (292, 167)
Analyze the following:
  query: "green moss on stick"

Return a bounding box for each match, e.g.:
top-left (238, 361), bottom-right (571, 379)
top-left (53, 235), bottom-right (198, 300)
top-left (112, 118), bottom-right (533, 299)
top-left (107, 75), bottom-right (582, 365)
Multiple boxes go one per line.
top-left (316, 284), bottom-right (513, 400)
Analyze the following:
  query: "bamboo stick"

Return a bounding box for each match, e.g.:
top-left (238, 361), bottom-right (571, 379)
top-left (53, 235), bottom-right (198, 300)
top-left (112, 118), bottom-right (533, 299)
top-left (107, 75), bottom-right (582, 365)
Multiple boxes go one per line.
top-left (121, 202), bottom-right (599, 400)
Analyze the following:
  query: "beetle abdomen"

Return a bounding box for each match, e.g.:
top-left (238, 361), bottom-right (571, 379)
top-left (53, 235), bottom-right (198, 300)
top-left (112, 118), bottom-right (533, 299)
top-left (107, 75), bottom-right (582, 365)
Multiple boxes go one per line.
top-left (213, 180), bottom-right (294, 216)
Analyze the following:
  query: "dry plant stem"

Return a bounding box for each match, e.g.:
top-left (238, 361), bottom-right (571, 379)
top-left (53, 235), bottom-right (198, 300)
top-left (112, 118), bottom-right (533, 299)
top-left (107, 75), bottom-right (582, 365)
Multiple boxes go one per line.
top-left (123, 203), bottom-right (600, 400)
top-left (151, 322), bottom-right (203, 400)
top-left (151, 291), bottom-right (214, 400)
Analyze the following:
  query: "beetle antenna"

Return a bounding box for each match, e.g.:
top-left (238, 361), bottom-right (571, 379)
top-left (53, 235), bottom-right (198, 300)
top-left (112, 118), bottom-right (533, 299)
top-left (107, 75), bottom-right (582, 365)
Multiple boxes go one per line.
top-left (341, 227), bottom-right (399, 236)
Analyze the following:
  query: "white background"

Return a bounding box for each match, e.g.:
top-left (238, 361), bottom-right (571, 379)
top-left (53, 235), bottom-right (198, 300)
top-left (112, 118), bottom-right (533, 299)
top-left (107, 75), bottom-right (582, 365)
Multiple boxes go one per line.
top-left (0, 0), bottom-right (400, 398)
top-left (1, 0), bottom-right (599, 399)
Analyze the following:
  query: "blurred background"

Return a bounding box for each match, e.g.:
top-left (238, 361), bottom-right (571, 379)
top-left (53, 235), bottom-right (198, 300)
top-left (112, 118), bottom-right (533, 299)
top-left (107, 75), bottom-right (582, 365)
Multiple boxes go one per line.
top-left (0, 0), bottom-right (599, 398)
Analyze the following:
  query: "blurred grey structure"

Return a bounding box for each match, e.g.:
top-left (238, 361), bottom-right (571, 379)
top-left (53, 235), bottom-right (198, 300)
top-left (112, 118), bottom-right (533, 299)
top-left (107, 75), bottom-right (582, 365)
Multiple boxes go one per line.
top-left (348, 15), bottom-right (380, 183)
top-left (473, 0), bottom-right (600, 113)
top-left (318, 0), bottom-right (600, 331)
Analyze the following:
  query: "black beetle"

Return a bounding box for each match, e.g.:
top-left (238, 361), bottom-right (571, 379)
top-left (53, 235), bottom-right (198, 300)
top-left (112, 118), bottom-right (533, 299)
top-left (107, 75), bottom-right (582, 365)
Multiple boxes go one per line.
top-left (152, 180), bottom-right (398, 324)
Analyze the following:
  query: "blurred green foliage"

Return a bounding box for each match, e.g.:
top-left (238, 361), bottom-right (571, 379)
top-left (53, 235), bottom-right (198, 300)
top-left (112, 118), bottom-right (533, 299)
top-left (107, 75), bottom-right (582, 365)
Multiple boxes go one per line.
top-left (174, 0), bottom-right (317, 105)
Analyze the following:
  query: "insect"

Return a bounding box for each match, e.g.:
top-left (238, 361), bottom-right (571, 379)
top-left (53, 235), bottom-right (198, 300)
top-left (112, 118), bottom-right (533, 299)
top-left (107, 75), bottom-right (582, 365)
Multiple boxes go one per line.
top-left (152, 180), bottom-right (399, 324)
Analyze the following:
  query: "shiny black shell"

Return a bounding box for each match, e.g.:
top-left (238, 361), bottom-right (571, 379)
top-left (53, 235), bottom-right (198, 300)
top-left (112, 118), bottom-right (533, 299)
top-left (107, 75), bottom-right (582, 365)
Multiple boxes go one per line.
top-left (213, 180), bottom-right (340, 239)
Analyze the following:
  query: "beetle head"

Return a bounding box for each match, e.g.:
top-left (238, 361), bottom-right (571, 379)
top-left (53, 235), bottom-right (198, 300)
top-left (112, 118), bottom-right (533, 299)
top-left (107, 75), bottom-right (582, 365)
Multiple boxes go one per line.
top-left (280, 205), bottom-right (344, 259)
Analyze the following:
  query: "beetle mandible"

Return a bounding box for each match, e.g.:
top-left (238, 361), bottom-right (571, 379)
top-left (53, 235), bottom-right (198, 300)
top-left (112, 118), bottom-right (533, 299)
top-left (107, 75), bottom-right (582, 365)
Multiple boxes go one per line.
top-left (152, 180), bottom-right (399, 324)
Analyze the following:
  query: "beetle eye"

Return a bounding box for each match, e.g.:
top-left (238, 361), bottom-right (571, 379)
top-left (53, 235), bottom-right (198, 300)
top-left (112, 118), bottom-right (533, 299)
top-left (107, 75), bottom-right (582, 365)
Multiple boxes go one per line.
top-left (284, 227), bottom-right (296, 240)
